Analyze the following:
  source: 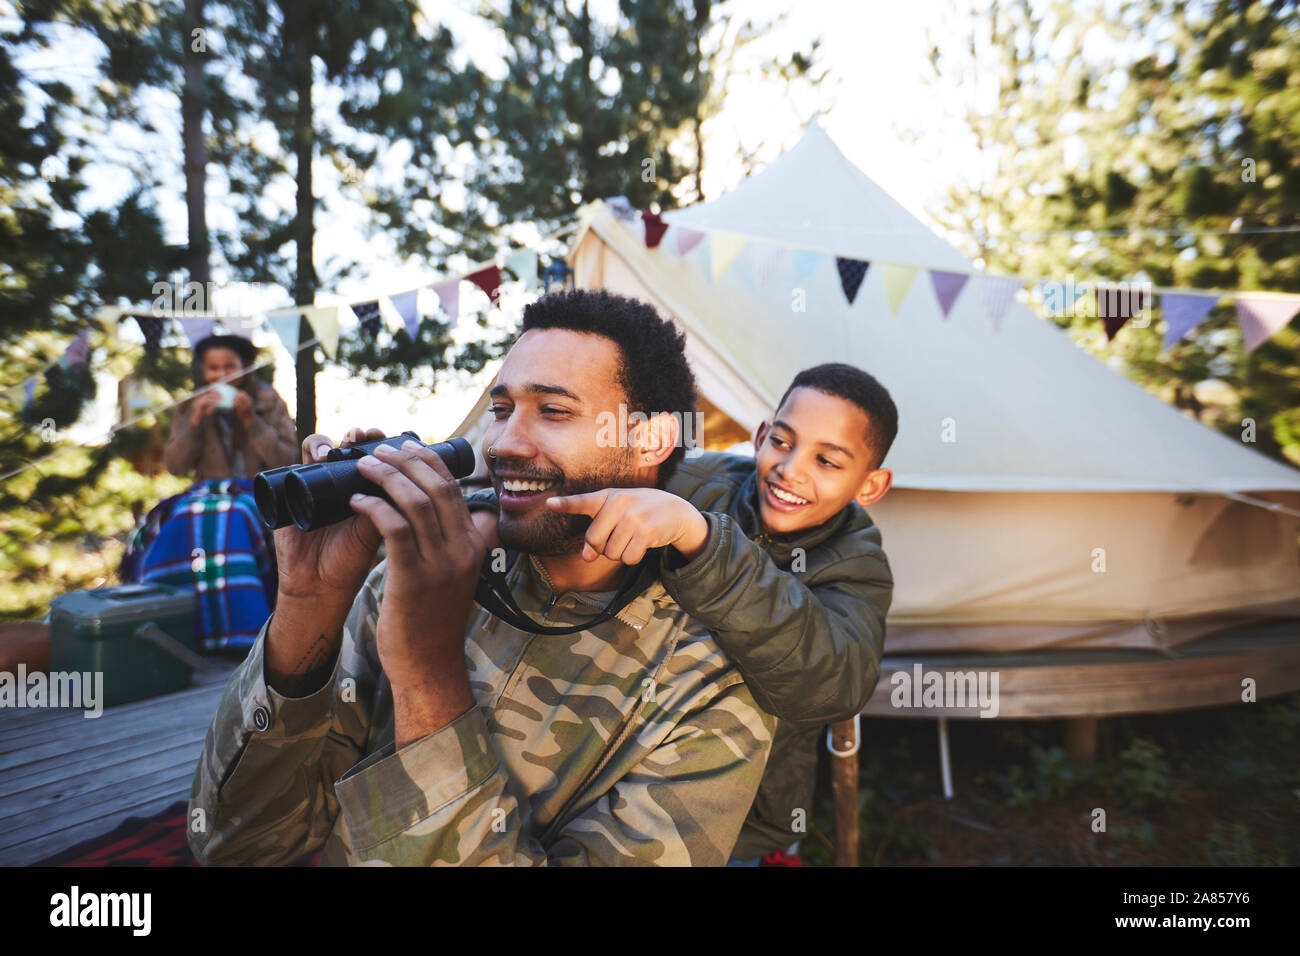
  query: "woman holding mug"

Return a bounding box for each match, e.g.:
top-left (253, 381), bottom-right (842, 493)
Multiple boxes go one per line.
top-left (164, 334), bottom-right (299, 481)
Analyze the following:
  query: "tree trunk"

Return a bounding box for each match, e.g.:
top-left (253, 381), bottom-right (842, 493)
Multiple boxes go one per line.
top-left (288, 8), bottom-right (317, 443)
top-left (181, 0), bottom-right (209, 288)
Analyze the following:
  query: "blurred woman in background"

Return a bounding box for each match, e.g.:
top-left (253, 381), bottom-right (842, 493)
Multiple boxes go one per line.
top-left (164, 334), bottom-right (298, 482)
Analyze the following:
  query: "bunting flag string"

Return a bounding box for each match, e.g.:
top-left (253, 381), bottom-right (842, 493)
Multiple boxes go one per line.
top-left (674, 226), bottom-right (706, 257)
top-left (641, 211), bottom-right (668, 250)
top-left (929, 270), bottom-right (969, 319)
top-left (711, 234), bottom-right (745, 280)
top-left (835, 257), bottom-right (869, 305)
top-left (468, 265), bottom-right (503, 309)
top-left (504, 249), bottom-right (539, 290)
top-left (352, 300), bottom-right (382, 340)
top-left (1235, 294), bottom-right (1300, 353)
top-left (1160, 293), bottom-right (1219, 350)
top-left (880, 263), bottom-right (918, 315)
top-left (390, 288), bottom-right (422, 337)
top-left (980, 276), bottom-right (1023, 331)
top-left (264, 307), bottom-right (303, 357)
top-left (752, 245), bottom-right (784, 287)
top-left (792, 249), bottom-right (823, 279)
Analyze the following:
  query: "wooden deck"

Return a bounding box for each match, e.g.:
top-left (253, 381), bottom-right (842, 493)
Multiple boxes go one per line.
top-left (0, 658), bottom-right (240, 866)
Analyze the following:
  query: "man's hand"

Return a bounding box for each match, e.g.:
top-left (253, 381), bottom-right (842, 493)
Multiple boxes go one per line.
top-left (264, 427), bottom-right (387, 697)
top-left (351, 441), bottom-right (485, 745)
top-left (546, 488), bottom-right (709, 565)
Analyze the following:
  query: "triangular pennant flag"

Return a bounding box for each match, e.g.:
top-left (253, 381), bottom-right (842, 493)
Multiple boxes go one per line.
top-left (674, 226), bottom-right (705, 257)
top-left (302, 305), bottom-right (340, 359)
top-left (1160, 293), bottom-right (1219, 350)
top-left (178, 318), bottom-right (215, 349)
top-left (468, 265), bottom-right (503, 309)
top-left (835, 257), bottom-right (870, 305)
top-left (351, 300), bottom-right (382, 340)
top-left (430, 282), bottom-right (457, 327)
top-left (504, 250), bottom-right (539, 290)
top-left (929, 270), bottom-right (970, 319)
top-left (224, 317), bottom-right (257, 338)
top-left (711, 234), bottom-right (745, 280)
top-left (62, 329), bottom-right (90, 369)
top-left (880, 263), bottom-right (919, 315)
top-left (752, 245), bottom-right (784, 287)
top-left (980, 276), bottom-right (1023, 331)
top-left (1234, 294), bottom-right (1300, 352)
top-left (391, 288), bottom-right (422, 338)
top-left (134, 315), bottom-right (165, 358)
top-left (3, 381), bottom-right (28, 410)
top-left (1096, 285), bottom-right (1150, 340)
top-left (792, 249), bottom-right (823, 280)
top-left (642, 211), bottom-right (668, 249)
top-left (264, 308), bottom-right (302, 357)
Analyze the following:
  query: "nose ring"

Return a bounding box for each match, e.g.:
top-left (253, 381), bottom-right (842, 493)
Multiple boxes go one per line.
top-left (487, 445), bottom-right (497, 459)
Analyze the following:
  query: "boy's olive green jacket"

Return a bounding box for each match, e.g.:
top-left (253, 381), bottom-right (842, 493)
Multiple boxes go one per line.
top-left (660, 452), bottom-right (893, 860)
top-left (466, 450), bottom-right (893, 860)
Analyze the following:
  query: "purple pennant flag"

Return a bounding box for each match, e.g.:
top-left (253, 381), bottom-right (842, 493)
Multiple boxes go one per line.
top-left (62, 329), bottom-right (90, 368)
top-left (1234, 294), bottom-right (1300, 353)
top-left (674, 227), bottom-right (706, 257)
top-left (929, 270), bottom-right (970, 319)
top-left (752, 245), bottom-right (784, 287)
top-left (835, 257), bottom-right (870, 305)
top-left (390, 289), bottom-right (421, 338)
top-left (179, 318), bottom-right (216, 348)
top-left (1160, 293), bottom-right (1219, 350)
top-left (23, 378), bottom-right (36, 410)
top-left (980, 276), bottom-right (1023, 331)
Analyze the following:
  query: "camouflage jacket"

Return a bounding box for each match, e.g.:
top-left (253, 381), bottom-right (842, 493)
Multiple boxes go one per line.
top-left (187, 550), bottom-right (776, 866)
top-left (463, 456), bottom-right (893, 861)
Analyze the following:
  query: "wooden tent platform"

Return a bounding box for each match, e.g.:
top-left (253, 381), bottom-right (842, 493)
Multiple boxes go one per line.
top-left (861, 617), bottom-right (1300, 720)
top-left (0, 658), bottom-right (240, 867)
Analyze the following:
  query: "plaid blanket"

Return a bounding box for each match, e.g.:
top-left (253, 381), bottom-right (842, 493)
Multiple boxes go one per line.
top-left (119, 479), bottom-right (276, 652)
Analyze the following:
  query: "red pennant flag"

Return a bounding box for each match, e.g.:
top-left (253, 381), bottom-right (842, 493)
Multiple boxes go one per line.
top-left (1096, 285), bottom-right (1150, 340)
top-left (642, 211), bottom-right (668, 249)
top-left (468, 265), bottom-right (503, 309)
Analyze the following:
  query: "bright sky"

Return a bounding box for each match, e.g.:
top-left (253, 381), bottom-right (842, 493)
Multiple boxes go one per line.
top-left (37, 0), bottom-right (988, 448)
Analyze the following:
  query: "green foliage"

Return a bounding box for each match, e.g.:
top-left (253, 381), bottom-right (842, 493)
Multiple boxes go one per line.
top-left (980, 744), bottom-right (1078, 807)
top-left (929, 0), bottom-right (1300, 466)
top-left (1109, 737), bottom-right (1174, 811)
top-left (1204, 821), bottom-right (1285, 866)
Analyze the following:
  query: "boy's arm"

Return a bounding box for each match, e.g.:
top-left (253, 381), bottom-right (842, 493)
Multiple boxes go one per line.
top-left (660, 511), bottom-right (893, 726)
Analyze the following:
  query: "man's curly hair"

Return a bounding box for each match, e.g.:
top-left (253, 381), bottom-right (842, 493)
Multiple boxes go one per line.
top-left (520, 289), bottom-right (697, 484)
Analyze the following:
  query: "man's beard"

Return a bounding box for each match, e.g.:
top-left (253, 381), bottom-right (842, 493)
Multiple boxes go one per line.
top-left (495, 446), bottom-right (636, 557)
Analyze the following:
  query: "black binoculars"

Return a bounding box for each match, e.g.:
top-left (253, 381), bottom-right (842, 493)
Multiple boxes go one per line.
top-left (254, 431), bottom-right (476, 532)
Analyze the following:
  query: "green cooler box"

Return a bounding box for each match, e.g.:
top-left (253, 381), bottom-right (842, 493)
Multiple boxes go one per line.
top-left (50, 583), bottom-right (201, 708)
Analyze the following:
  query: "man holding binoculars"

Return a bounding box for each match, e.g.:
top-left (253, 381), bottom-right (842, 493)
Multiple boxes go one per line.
top-left (188, 289), bottom-right (776, 866)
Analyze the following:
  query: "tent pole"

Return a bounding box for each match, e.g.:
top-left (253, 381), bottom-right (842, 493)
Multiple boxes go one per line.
top-left (937, 716), bottom-right (954, 799)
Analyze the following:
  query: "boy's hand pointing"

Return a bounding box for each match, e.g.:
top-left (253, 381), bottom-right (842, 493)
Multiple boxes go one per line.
top-left (547, 487), bottom-right (709, 565)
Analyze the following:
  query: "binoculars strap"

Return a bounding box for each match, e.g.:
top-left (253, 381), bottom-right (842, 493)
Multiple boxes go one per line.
top-left (474, 548), bottom-right (664, 636)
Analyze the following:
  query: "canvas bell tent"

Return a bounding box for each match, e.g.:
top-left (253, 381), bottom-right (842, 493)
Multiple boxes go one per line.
top-left (455, 123), bottom-right (1300, 698)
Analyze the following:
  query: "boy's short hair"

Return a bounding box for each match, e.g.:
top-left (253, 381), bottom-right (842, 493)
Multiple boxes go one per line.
top-left (777, 363), bottom-right (898, 470)
top-left (521, 289), bottom-right (697, 484)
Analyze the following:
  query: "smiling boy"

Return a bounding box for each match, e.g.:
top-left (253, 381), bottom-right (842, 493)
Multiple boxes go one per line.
top-left (538, 362), bottom-right (897, 864)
